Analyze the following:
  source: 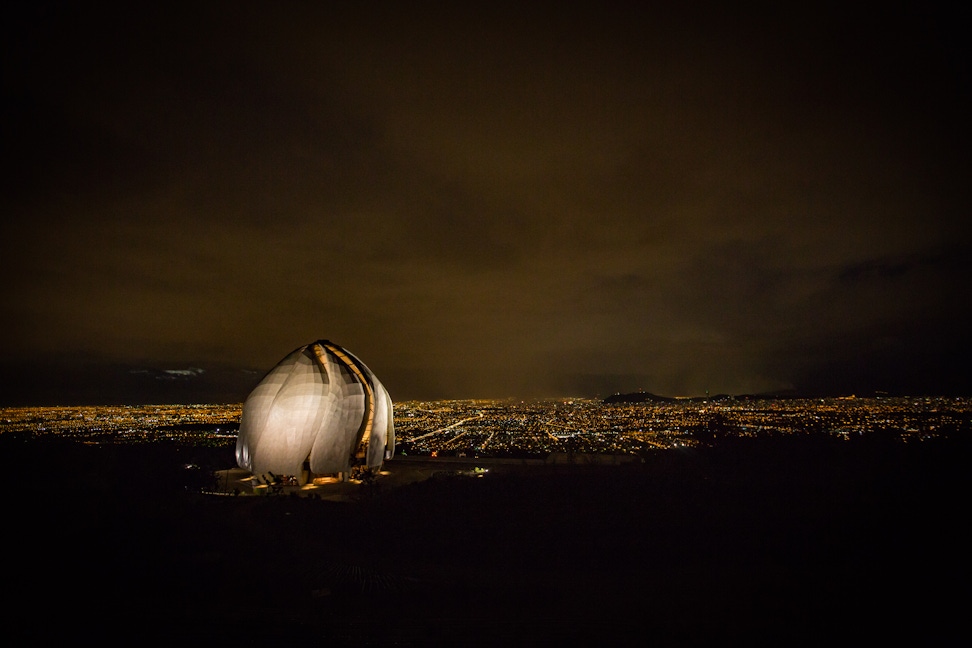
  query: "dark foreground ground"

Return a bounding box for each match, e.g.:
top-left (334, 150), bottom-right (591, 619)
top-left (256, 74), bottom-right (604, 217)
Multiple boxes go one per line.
top-left (2, 432), bottom-right (968, 646)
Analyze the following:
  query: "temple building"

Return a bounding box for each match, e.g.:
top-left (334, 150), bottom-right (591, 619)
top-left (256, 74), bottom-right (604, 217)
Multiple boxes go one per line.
top-left (235, 340), bottom-right (394, 483)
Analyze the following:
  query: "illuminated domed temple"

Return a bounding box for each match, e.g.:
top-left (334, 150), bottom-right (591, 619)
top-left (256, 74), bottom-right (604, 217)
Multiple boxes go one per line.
top-left (235, 340), bottom-right (394, 484)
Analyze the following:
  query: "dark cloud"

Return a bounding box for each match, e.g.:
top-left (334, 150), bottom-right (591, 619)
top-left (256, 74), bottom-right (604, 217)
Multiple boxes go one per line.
top-left (2, 1), bottom-right (970, 404)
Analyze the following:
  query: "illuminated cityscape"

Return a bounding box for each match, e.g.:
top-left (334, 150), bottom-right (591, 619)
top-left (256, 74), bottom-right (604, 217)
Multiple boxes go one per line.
top-left (3, 396), bottom-right (968, 456)
top-left (0, 403), bottom-right (241, 446)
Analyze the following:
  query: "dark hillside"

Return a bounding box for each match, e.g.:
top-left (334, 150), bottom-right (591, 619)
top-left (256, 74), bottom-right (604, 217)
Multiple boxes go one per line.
top-left (2, 432), bottom-right (967, 645)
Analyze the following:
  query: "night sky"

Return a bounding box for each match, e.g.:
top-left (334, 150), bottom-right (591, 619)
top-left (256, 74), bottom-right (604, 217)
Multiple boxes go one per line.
top-left (2, 2), bottom-right (970, 405)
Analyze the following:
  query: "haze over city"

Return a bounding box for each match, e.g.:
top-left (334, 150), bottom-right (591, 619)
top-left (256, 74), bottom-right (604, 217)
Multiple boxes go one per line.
top-left (3, 2), bottom-right (969, 405)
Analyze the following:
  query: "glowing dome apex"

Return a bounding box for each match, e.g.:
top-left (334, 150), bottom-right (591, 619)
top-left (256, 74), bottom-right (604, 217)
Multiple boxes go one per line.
top-left (235, 340), bottom-right (394, 481)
